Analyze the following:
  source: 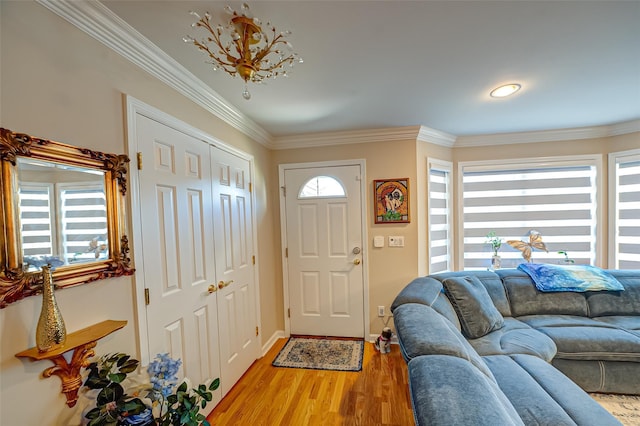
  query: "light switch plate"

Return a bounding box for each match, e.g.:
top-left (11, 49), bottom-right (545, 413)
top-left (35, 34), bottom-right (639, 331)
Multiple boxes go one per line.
top-left (373, 236), bottom-right (385, 248)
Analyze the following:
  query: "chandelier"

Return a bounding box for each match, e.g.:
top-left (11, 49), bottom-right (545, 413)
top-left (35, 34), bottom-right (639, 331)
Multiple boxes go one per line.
top-left (184, 3), bottom-right (302, 100)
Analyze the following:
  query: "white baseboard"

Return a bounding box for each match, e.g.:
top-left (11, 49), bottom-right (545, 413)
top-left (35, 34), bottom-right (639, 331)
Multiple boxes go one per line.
top-left (262, 330), bottom-right (286, 357)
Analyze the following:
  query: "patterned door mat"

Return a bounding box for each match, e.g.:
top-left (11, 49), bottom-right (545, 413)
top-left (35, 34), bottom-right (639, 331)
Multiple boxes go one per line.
top-left (272, 337), bottom-right (364, 372)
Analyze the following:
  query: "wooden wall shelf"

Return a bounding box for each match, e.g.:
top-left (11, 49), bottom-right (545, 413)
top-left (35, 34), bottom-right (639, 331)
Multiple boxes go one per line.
top-left (15, 319), bottom-right (127, 408)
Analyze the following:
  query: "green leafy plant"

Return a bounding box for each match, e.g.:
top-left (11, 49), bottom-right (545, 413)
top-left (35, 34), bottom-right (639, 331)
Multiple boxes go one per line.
top-left (83, 353), bottom-right (220, 426)
top-left (84, 353), bottom-right (147, 425)
top-left (485, 231), bottom-right (503, 255)
top-left (558, 251), bottom-right (575, 264)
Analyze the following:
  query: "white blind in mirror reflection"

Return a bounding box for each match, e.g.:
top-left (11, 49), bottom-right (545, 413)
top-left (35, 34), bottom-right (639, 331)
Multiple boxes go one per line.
top-left (18, 158), bottom-right (107, 271)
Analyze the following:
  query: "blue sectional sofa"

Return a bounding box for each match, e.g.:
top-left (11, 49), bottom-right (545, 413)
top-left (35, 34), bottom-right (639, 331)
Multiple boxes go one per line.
top-left (391, 268), bottom-right (640, 426)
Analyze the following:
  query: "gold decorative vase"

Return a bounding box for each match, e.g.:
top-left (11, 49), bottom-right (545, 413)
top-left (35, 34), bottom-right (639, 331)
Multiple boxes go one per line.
top-left (36, 265), bottom-right (67, 352)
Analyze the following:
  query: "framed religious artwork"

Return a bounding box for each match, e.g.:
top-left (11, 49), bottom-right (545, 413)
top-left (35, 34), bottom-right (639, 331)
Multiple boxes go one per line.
top-left (373, 178), bottom-right (410, 224)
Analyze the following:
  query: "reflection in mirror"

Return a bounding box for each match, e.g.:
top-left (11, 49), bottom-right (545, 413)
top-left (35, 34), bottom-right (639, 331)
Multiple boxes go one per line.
top-left (0, 127), bottom-right (134, 308)
top-left (18, 158), bottom-right (108, 272)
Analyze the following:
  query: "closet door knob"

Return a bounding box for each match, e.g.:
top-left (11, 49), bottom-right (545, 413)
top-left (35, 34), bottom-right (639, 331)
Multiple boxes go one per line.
top-left (218, 280), bottom-right (234, 289)
top-left (207, 284), bottom-right (218, 294)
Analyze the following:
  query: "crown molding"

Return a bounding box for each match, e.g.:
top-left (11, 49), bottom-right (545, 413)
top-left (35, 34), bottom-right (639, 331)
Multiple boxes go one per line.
top-left (417, 126), bottom-right (457, 147)
top-left (36, 0), bottom-right (272, 147)
top-left (454, 119), bottom-right (640, 148)
top-left (272, 125), bottom-right (457, 150)
top-left (608, 119), bottom-right (640, 136)
top-left (272, 126), bottom-right (420, 150)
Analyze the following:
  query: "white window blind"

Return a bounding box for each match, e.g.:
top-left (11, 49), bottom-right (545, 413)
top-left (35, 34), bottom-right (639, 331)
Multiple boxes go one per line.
top-left (19, 183), bottom-right (56, 259)
top-left (58, 184), bottom-right (109, 263)
top-left (460, 158), bottom-right (599, 270)
top-left (428, 160), bottom-right (452, 273)
top-left (610, 150), bottom-right (640, 269)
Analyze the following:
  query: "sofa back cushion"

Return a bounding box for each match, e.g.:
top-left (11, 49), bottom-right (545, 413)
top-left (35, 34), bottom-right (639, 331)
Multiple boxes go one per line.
top-left (432, 271), bottom-right (512, 317)
top-left (587, 270), bottom-right (640, 316)
top-left (443, 275), bottom-right (505, 338)
top-left (391, 276), bottom-right (461, 329)
top-left (497, 270), bottom-right (588, 317)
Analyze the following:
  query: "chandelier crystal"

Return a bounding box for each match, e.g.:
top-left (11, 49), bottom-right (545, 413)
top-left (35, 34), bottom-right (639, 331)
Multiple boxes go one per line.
top-left (184, 3), bottom-right (302, 100)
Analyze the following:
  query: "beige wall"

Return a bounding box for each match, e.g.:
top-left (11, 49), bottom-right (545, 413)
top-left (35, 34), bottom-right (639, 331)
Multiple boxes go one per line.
top-left (0, 3), bottom-right (279, 424)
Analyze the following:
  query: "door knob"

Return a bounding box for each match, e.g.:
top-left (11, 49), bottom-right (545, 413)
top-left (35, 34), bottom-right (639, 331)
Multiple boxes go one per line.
top-left (218, 280), bottom-right (234, 289)
top-left (207, 284), bottom-right (217, 294)
top-left (353, 259), bottom-right (361, 265)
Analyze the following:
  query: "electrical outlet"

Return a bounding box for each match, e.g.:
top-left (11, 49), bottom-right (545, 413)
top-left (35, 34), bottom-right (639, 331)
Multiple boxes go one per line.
top-left (378, 305), bottom-right (385, 317)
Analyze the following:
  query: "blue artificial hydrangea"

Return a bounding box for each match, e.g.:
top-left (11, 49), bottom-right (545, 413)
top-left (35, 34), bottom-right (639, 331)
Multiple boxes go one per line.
top-left (147, 353), bottom-right (182, 397)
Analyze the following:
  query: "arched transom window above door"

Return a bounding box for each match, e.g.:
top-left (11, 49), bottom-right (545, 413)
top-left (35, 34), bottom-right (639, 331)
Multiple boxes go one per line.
top-left (298, 175), bottom-right (346, 198)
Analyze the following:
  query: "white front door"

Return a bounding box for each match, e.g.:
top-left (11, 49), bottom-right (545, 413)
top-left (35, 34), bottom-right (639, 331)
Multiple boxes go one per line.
top-left (210, 145), bottom-right (259, 395)
top-left (283, 164), bottom-right (365, 337)
top-left (135, 115), bottom-right (221, 409)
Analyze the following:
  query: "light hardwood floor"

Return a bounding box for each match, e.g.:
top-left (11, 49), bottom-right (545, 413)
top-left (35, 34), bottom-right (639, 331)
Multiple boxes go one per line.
top-left (207, 338), bottom-right (416, 425)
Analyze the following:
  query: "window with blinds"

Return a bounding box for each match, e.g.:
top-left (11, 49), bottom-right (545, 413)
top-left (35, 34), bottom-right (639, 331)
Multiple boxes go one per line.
top-left (58, 184), bottom-right (109, 263)
top-left (609, 150), bottom-right (640, 269)
top-left (18, 182), bottom-right (108, 267)
top-left (19, 183), bottom-right (56, 259)
top-left (428, 160), bottom-right (453, 273)
top-left (460, 157), bottom-right (600, 270)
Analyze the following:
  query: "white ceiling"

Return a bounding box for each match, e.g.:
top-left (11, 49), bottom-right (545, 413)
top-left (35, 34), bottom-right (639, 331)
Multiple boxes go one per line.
top-left (101, 0), bottom-right (640, 139)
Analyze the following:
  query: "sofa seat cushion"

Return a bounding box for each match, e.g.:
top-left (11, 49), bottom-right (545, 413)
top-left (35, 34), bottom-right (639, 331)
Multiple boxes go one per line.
top-left (393, 303), bottom-right (494, 378)
top-left (593, 316), bottom-right (640, 337)
top-left (408, 355), bottom-right (524, 426)
top-left (518, 315), bottom-right (640, 362)
top-left (468, 318), bottom-right (557, 361)
top-left (484, 354), bottom-right (621, 426)
top-left (443, 275), bottom-right (505, 338)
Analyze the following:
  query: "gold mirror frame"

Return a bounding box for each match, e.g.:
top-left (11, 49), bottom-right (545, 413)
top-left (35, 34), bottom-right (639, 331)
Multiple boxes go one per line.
top-left (0, 127), bottom-right (134, 308)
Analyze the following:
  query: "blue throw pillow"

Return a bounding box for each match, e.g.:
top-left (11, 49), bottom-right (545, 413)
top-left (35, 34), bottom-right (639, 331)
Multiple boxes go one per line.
top-left (443, 276), bottom-right (504, 338)
top-left (518, 263), bottom-right (625, 292)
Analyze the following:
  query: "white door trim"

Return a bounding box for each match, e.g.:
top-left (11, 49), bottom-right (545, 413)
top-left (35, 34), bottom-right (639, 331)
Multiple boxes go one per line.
top-left (278, 160), bottom-right (369, 339)
top-left (125, 95), bottom-right (262, 365)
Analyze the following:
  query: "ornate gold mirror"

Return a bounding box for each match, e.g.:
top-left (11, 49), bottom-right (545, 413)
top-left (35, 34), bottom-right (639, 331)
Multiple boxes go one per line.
top-left (0, 128), bottom-right (134, 308)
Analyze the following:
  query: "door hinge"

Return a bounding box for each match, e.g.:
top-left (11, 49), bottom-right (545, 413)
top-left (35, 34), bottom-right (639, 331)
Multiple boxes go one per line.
top-left (281, 186), bottom-right (286, 197)
top-left (256, 326), bottom-right (259, 336)
top-left (144, 288), bottom-right (150, 305)
top-left (285, 248), bottom-right (288, 258)
top-left (136, 152), bottom-right (143, 170)
top-left (252, 255), bottom-right (256, 265)
top-left (249, 182), bottom-right (252, 193)
top-left (288, 308), bottom-right (291, 318)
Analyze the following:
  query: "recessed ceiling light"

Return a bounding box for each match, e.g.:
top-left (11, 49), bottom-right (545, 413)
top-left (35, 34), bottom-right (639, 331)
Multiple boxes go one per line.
top-left (490, 84), bottom-right (522, 98)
